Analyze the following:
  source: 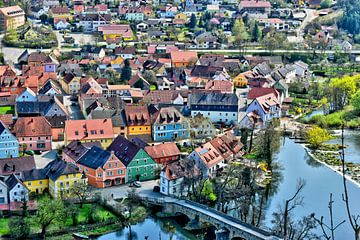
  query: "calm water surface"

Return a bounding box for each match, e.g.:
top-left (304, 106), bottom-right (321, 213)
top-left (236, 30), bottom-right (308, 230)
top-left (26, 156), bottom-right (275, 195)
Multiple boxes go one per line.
top-left (264, 137), bottom-right (360, 239)
top-left (100, 137), bottom-right (360, 239)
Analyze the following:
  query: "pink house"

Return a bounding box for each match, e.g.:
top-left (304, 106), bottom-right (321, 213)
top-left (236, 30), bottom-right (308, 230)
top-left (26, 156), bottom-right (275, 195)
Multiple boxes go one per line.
top-left (13, 117), bottom-right (52, 151)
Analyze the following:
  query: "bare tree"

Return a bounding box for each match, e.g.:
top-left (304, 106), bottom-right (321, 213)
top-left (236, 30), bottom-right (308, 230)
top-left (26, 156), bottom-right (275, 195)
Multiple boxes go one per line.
top-left (340, 125), bottom-right (360, 240)
top-left (313, 193), bottom-right (345, 240)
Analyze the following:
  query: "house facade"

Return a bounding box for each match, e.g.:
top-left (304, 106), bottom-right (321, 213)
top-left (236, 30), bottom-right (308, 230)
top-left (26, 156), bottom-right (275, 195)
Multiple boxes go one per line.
top-left (190, 92), bottom-right (238, 125)
top-left (0, 121), bottom-right (19, 159)
top-left (152, 107), bottom-right (190, 142)
top-left (107, 136), bottom-right (158, 183)
top-left (76, 146), bottom-right (126, 188)
top-left (13, 117), bottom-right (52, 151)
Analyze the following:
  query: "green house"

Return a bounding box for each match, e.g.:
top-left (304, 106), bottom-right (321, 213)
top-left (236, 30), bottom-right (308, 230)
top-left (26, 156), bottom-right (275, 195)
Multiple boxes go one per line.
top-left (108, 136), bottom-right (158, 183)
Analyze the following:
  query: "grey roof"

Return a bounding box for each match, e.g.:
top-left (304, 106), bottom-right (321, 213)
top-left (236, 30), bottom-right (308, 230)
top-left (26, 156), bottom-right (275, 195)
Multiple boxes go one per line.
top-left (190, 92), bottom-right (238, 106)
top-left (5, 174), bottom-right (25, 190)
top-left (77, 146), bottom-right (111, 169)
top-left (90, 109), bottom-right (126, 127)
top-left (44, 158), bottom-right (79, 181)
top-left (107, 136), bottom-right (141, 166)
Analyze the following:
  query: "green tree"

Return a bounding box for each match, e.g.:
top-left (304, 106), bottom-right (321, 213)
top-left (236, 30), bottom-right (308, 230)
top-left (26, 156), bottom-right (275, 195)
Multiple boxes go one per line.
top-left (189, 13), bottom-right (197, 29)
top-left (232, 18), bottom-right (249, 42)
top-left (201, 179), bottom-right (217, 202)
top-left (351, 90), bottom-right (360, 111)
top-left (328, 75), bottom-right (357, 112)
top-left (35, 196), bottom-right (65, 237)
top-left (306, 127), bottom-right (331, 149)
top-left (320, 0), bottom-right (332, 9)
top-left (69, 182), bottom-right (92, 208)
top-left (120, 59), bottom-right (132, 82)
top-left (9, 217), bottom-right (30, 239)
top-left (251, 22), bottom-right (262, 42)
top-left (142, 70), bottom-right (157, 84)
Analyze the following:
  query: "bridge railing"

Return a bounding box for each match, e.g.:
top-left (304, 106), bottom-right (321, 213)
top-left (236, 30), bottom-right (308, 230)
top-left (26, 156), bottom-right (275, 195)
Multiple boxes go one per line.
top-left (179, 199), bottom-right (275, 237)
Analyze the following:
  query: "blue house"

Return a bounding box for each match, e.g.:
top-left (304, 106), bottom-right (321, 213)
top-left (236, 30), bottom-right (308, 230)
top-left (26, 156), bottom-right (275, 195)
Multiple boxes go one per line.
top-left (152, 107), bottom-right (190, 142)
top-left (0, 121), bottom-right (19, 159)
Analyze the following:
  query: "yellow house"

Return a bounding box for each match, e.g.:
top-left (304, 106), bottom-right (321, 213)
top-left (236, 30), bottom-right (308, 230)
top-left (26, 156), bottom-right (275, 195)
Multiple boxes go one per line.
top-left (21, 159), bottom-right (86, 198)
top-left (98, 25), bottom-right (134, 42)
top-left (174, 13), bottom-right (187, 21)
top-left (22, 169), bottom-right (49, 194)
top-left (233, 71), bottom-right (250, 88)
top-left (60, 73), bottom-right (81, 94)
top-left (124, 105), bottom-right (152, 136)
top-left (47, 159), bottom-right (86, 199)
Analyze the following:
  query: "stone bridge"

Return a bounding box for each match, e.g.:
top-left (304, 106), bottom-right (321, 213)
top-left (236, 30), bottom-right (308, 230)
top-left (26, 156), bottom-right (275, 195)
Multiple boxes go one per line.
top-left (141, 196), bottom-right (280, 240)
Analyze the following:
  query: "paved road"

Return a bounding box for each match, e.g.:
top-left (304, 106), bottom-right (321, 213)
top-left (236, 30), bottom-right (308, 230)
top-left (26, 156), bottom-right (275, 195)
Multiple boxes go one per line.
top-left (289, 9), bottom-right (318, 43)
top-left (95, 180), bottom-right (158, 199)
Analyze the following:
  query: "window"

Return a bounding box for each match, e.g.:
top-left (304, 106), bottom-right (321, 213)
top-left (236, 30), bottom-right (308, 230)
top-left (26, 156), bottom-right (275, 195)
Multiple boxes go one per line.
top-left (109, 163), bottom-right (112, 168)
top-left (28, 182), bottom-right (31, 186)
top-left (118, 170), bottom-right (123, 174)
top-left (75, 131), bottom-right (79, 136)
top-left (40, 181), bottom-right (42, 185)
top-left (91, 130), bottom-right (97, 135)
top-left (100, 130), bottom-right (104, 134)
top-left (98, 173), bottom-right (102, 177)
top-left (60, 182), bottom-right (64, 187)
top-left (66, 182), bottom-right (69, 186)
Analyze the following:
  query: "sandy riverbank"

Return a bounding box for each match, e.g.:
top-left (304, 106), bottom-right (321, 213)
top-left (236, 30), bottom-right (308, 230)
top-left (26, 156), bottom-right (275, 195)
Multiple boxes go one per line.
top-left (301, 144), bottom-right (360, 188)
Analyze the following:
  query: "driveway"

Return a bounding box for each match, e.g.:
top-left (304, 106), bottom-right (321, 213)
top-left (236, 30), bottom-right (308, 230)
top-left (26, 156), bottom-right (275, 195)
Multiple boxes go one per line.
top-left (33, 150), bottom-right (58, 168)
top-left (64, 96), bottom-right (84, 120)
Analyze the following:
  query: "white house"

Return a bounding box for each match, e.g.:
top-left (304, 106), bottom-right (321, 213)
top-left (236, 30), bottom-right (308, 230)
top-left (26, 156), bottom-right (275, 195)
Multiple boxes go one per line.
top-left (54, 18), bottom-right (70, 30)
top-left (5, 174), bottom-right (29, 202)
top-left (241, 93), bottom-right (281, 128)
top-left (160, 159), bottom-right (200, 197)
top-left (0, 179), bottom-right (8, 204)
top-left (188, 142), bottom-right (225, 179)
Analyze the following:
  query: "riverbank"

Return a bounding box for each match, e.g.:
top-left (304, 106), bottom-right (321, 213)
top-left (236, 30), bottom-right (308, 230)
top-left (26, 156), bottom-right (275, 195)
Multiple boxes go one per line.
top-left (302, 144), bottom-right (360, 188)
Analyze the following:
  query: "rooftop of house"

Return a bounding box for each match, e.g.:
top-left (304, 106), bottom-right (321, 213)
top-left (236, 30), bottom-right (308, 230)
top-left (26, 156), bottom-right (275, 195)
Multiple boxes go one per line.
top-left (162, 158), bottom-right (200, 180)
top-left (13, 116), bottom-right (52, 137)
top-left (170, 51), bottom-right (198, 63)
top-left (124, 105), bottom-right (151, 126)
top-left (63, 140), bottom-right (102, 163)
top-left (0, 156), bottom-right (36, 175)
top-left (195, 142), bottom-right (224, 168)
top-left (65, 119), bottom-right (114, 141)
top-left (0, 5), bottom-right (25, 17)
top-left (145, 142), bottom-right (181, 159)
top-left (107, 136), bottom-right (142, 166)
top-left (152, 107), bottom-right (186, 125)
top-left (190, 92), bottom-right (238, 106)
top-left (77, 146), bottom-right (113, 169)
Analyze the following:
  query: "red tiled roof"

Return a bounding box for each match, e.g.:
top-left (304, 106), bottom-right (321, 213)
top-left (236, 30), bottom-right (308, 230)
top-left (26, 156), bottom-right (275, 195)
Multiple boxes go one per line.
top-left (247, 87), bottom-right (280, 99)
top-left (124, 105), bottom-right (150, 126)
top-left (65, 119), bottom-right (114, 141)
top-left (170, 51), bottom-right (198, 63)
top-left (240, 0), bottom-right (271, 8)
top-left (145, 142), bottom-right (181, 159)
top-left (14, 117), bottom-right (52, 137)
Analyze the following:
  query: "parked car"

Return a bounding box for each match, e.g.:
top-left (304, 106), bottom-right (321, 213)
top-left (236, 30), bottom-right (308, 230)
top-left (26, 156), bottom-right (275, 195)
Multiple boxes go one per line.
top-left (153, 186), bottom-right (160, 192)
top-left (133, 181), bottom-right (141, 188)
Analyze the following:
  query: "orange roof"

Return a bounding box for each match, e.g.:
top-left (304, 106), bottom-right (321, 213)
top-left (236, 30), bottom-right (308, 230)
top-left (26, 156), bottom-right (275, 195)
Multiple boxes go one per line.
top-left (195, 142), bottom-right (224, 168)
top-left (145, 142), bottom-right (181, 159)
top-left (0, 5), bottom-right (24, 17)
top-left (170, 51), bottom-right (198, 64)
top-left (65, 119), bottom-right (114, 141)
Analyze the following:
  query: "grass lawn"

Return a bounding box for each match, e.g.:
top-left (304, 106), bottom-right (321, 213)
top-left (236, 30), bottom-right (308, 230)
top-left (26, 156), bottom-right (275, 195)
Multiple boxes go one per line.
top-left (0, 106), bottom-right (14, 114)
top-left (0, 218), bottom-right (9, 235)
top-left (76, 204), bottom-right (116, 224)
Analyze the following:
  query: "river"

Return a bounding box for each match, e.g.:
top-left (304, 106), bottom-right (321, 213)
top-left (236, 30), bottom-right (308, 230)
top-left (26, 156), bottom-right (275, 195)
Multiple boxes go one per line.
top-left (99, 136), bottom-right (360, 239)
top-left (264, 137), bottom-right (360, 239)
